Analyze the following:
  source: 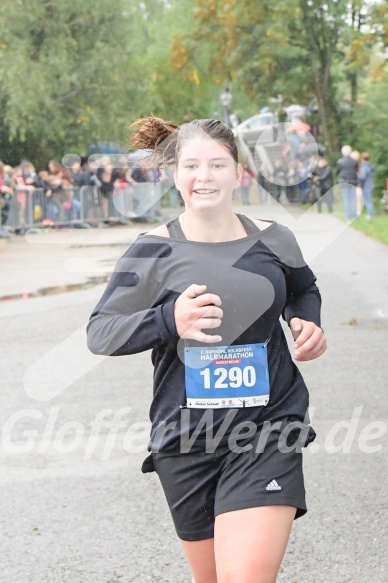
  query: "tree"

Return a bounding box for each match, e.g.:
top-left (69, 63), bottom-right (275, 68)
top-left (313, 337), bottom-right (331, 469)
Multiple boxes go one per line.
top-left (351, 59), bottom-right (388, 195)
top-left (170, 0), bottom-right (388, 153)
top-left (0, 0), bottom-right (146, 166)
top-left (0, 0), bottom-right (387, 170)
top-left (142, 0), bottom-right (223, 122)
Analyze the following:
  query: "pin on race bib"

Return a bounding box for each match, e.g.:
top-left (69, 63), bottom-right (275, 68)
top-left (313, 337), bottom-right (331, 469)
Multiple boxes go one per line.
top-left (184, 343), bottom-right (270, 409)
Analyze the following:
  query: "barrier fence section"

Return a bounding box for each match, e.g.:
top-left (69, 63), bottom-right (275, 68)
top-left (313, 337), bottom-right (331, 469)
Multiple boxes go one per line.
top-left (3, 186), bottom-right (82, 228)
top-left (1, 182), bottom-right (165, 229)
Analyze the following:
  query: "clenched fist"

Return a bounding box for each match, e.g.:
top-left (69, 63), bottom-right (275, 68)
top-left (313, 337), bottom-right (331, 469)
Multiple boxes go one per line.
top-left (290, 317), bottom-right (327, 361)
top-left (174, 284), bottom-right (223, 343)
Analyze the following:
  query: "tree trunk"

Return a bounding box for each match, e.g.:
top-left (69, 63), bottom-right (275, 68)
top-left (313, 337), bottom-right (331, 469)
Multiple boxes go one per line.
top-left (301, 0), bottom-right (340, 152)
top-left (350, 74), bottom-right (358, 107)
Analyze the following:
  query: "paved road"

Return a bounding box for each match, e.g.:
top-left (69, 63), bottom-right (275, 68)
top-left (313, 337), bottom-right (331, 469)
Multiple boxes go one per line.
top-left (0, 203), bottom-right (387, 582)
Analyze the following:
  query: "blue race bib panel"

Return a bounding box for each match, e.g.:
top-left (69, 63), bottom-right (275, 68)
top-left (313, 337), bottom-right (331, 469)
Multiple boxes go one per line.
top-left (184, 343), bottom-right (270, 409)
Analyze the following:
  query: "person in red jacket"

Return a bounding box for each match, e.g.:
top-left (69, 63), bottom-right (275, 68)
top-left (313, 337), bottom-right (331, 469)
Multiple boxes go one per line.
top-left (239, 162), bottom-right (254, 204)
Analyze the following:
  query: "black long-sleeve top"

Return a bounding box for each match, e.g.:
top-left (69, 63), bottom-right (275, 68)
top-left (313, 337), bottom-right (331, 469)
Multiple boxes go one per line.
top-left (87, 221), bottom-right (321, 451)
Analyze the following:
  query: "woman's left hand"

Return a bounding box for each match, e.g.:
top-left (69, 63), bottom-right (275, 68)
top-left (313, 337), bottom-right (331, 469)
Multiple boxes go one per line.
top-left (290, 317), bottom-right (327, 361)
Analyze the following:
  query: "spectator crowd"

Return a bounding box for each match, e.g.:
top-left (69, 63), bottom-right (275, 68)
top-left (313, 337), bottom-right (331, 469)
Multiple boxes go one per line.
top-left (0, 155), bottom-right (167, 232)
top-left (237, 138), bottom-right (375, 219)
top-left (0, 142), bottom-right (376, 235)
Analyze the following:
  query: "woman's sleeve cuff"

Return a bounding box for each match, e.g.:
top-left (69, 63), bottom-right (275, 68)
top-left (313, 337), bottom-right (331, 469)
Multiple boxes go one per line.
top-left (160, 301), bottom-right (180, 342)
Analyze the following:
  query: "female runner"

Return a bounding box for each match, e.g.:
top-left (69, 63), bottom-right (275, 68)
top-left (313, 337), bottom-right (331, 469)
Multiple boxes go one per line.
top-left (87, 117), bottom-right (327, 583)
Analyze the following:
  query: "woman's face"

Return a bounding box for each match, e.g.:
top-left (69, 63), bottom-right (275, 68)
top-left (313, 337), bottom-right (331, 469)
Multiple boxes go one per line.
top-left (173, 137), bottom-right (241, 212)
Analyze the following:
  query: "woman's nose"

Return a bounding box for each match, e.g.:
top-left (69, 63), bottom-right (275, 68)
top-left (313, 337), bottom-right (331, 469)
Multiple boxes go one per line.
top-left (196, 164), bottom-right (213, 181)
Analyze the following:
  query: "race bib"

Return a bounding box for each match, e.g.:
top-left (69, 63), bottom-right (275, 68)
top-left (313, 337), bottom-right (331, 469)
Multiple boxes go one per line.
top-left (184, 343), bottom-right (270, 409)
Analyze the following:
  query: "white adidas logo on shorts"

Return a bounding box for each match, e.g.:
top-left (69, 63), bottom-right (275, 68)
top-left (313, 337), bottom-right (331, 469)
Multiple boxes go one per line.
top-left (266, 479), bottom-right (281, 491)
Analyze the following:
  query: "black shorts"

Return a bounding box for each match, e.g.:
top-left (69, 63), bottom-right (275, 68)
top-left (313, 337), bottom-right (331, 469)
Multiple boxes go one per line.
top-left (151, 419), bottom-right (309, 541)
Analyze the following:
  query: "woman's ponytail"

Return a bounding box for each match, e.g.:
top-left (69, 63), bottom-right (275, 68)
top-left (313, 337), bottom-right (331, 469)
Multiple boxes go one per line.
top-left (129, 117), bottom-right (179, 166)
top-left (128, 116), bottom-right (238, 166)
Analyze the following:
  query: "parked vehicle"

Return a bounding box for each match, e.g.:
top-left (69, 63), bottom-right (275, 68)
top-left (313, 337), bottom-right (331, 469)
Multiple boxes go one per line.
top-left (232, 112), bottom-right (279, 147)
top-left (285, 104), bottom-right (306, 120)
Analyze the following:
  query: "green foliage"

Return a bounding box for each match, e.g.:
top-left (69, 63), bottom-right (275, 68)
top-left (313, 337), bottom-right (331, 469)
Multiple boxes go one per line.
top-left (140, 0), bottom-right (214, 121)
top-left (351, 67), bottom-right (388, 194)
top-left (0, 0), bottom-right (387, 184)
top-left (171, 0), bottom-right (388, 154)
top-left (0, 0), bottom-right (146, 166)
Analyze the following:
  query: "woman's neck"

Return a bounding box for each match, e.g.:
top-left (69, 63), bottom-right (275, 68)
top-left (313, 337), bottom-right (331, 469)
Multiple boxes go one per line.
top-left (180, 209), bottom-right (240, 242)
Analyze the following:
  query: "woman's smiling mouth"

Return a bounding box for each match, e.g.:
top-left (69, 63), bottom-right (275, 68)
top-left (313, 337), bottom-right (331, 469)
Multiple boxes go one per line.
top-left (193, 189), bottom-right (217, 194)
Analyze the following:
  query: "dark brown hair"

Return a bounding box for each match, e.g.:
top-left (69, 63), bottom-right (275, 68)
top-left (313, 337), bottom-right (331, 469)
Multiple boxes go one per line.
top-left (129, 117), bottom-right (238, 166)
top-left (48, 159), bottom-right (73, 183)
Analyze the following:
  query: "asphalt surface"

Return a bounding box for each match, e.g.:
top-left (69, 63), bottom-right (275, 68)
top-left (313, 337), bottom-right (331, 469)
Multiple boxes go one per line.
top-left (0, 202), bottom-right (387, 582)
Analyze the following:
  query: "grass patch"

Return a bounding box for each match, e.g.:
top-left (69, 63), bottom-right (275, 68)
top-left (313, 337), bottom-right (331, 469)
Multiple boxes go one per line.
top-left (300, 195), bottom-right (388, 245)
top-left (351, 211), bottom-right (388, 245)
top-left (334, 198), bottom-right (388, 245)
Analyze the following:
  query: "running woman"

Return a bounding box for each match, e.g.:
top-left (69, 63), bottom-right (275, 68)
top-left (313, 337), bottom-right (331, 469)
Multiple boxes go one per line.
top-left (87, 117), bottom-right (327, 583)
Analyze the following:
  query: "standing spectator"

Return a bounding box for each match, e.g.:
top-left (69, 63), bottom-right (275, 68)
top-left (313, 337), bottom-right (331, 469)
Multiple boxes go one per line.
top-left (48, 160), bottom-right (80, 221)
top-left (273, 159), bottom-right (287, 203)
top-left (313, 157), bottom-right (334, 213)
top-left (336, 145), bottom-right (358, 222)
top-left (350, 151), bottom-right (363, 215)
top-left (239, 163), bottom-right (254, 204)
top-left (67, 162), bottom-right (88, 219)
top-left (14, 166), bottom-right (35, 225)
top-left (131, 159), bottom-right (163, 221)
top-left (0, 161), bottom-right (13, 195)
top-left (21, 161), bottom-right (44, 223)
top-left (38, 170), bottom-right (60, 221)
top-left (163, 168), bottom-right (180, 208)
top-left (79, 155), bottom-right (101, 188)
top-left (286, 161), bottom-right (298, 202)
top-left (21, 161), bottom-right (40, 188)
top-left (257, 165), bottom-right (271, 204)
top-left (114, 156), bottom-right (136, 187)
top-left (131, 160), bottom-right (149, 218)
top-left (0, 161), bottom-right (13, 234)
top-left (113, 156), bottom-right (137, 219)
top-left (48, 159), bottom-right (72, 181)
top-left (358, 152), bottom-right (375, 219)
top-left (70, 161), bottom-right (88, 187)
top-left (229, 111), bottom-right (242, 128)
top-left (296, 161), bottom-right (309, 204)
top-left (99, 163), bottom-right (117, 218)
top-left (286, 131), bottom-right (300, 160)
top-left (131, 161), bottom-right (149, 183)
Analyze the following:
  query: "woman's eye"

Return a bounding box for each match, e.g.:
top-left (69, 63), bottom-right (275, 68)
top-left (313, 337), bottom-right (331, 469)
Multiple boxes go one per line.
top-left (213, 164), bottom-right (224, 168)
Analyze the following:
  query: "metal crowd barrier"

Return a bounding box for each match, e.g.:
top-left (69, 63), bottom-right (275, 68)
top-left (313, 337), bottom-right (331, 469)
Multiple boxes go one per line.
top-left (79, 183), bottom-right (163, 223)
top-left (112, 182), bottom-right (163, 221)
top-left (2, 186), bottom-right (82, 228)
top-left (1, 182), bottom-right (164, 230)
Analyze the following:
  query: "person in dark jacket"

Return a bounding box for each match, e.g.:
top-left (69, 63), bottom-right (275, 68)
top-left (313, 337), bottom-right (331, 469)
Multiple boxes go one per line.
top-left (358, 152), bottom-right (375, 219)
top-left (0, 161), bottom-right (13, 234)
top-left (273, 159), bottom-right (288, 202)
top-left (336, 145), bottom-right (358, 221)
top-left (313, 157), bottom-right (334, 213)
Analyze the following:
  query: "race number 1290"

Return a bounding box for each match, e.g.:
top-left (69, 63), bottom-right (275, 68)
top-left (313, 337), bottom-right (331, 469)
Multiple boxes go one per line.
top-left (199, 366), bottom-right (256, 389)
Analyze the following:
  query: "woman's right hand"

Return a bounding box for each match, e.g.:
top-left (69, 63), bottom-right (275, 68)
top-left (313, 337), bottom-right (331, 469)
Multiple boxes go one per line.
top-left (174, 284), bottom-right (223, 343)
